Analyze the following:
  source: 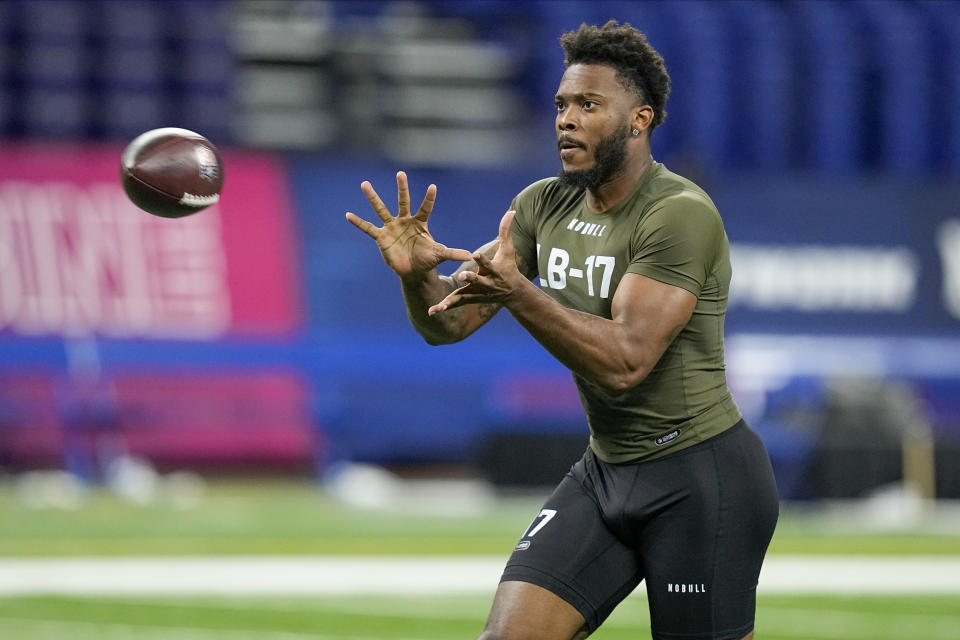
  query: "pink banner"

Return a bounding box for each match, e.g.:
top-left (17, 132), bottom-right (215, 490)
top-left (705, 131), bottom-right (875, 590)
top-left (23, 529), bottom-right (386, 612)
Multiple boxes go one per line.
top-left (0, 142), bottom-right (301, 339)
top-left (0, 370), bottom-right (314, 470)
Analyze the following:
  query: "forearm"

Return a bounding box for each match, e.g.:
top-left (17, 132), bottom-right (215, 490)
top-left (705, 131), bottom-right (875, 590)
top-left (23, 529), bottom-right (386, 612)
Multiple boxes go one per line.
top-left (400, 271), bottom-right (463, 344)
top-left (401, 270), bottom-right (498, 345)
top-left (504, 282), bottom-right (658, 394)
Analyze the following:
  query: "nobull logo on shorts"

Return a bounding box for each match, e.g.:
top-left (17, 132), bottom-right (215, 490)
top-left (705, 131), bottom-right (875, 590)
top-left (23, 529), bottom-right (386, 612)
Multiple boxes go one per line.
top-left (667, 583), bottom-right (708, 594)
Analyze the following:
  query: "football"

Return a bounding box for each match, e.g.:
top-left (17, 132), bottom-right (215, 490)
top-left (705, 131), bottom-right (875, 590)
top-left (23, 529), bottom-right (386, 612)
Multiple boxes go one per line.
top-left (120, 128), bottom-right (224, 218)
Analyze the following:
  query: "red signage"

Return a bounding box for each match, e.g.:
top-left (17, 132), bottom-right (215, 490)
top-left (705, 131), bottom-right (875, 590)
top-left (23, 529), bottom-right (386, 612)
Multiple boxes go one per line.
top-left (0, 143), bottom-right (301, 339)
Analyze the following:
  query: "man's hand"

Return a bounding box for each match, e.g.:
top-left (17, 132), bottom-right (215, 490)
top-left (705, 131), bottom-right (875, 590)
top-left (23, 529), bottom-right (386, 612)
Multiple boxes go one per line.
top-left (346, 171), bottom-right (472, 278)
top-left (428, 210), bottom-right (525, 316)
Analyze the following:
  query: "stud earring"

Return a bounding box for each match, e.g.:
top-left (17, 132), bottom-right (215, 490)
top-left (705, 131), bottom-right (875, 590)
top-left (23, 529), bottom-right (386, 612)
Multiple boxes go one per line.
top-left (632, 129), bottom-right (640, 136)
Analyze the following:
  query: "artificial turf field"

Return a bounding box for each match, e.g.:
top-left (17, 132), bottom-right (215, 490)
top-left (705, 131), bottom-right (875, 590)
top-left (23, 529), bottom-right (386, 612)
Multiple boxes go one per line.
top-left (1, 479), bottom-right (958, 639)
top-left (1, 593), bottom-right (959, 640)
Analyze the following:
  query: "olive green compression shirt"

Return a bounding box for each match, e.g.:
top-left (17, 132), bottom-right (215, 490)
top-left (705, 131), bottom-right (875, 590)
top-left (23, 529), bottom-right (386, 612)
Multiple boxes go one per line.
top-left (510, 162), bottom-right (742, 463)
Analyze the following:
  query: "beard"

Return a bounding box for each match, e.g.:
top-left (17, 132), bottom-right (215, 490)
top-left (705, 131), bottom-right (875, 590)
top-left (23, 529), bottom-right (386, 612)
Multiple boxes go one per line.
top-left (557, 124), bottom-right (631, 190)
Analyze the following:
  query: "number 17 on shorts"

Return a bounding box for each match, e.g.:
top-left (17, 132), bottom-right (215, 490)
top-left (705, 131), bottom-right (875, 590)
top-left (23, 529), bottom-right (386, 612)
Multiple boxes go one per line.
top-left (515, 508), bottom-right (557, 550)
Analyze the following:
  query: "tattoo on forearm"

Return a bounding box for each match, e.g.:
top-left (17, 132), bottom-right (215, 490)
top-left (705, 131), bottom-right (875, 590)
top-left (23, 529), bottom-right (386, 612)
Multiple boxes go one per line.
top-left (478, 303), bottom-right (499, 320)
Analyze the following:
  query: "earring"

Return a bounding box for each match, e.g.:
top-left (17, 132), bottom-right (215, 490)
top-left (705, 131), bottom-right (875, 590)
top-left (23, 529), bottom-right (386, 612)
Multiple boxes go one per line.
top-left (632, 129), bottom-right (640, 136)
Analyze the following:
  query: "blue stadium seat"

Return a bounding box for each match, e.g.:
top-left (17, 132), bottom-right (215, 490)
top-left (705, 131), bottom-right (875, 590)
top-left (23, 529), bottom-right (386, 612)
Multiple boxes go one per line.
top-left (0, 9), bottom-right (10, 134)
top-left (100, 0), bottom-right (165, 42)
top-left (100, 90), bottom-right (167, 140)
top-left (922, 1), bottom-right (960, 172)
top-left (20, 0), bottom-right (88, 39)
top-left (23, 87), bottom-right (90, 137)
top-left (856, 1), bottom-right (931, 172)
top-left (19, 0), bottom-right (90, 138)
top-left (660, 1), bottom-right (731, 171)
top-left (727, 1), bottom-right (791, 170)
top-left (792, 1), bottom-right (862, 172)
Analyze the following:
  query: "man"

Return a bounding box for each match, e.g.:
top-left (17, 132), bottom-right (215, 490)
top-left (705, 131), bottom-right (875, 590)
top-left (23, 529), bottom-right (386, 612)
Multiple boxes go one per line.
top-left (346, 20), bottom-right (779, 640)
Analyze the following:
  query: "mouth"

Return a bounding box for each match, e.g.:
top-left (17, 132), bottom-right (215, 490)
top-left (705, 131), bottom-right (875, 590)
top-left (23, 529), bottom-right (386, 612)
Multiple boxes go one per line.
top-left (558, 137), bottom-right (586, 159)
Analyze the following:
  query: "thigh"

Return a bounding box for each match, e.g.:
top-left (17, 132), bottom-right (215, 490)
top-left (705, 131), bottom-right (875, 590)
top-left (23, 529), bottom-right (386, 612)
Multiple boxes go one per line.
top-left (638, 422), bottom-right (780, 639)
top-left (499, 456), bottom-right (643, 633)
top-left (479, 581), bottom-right (588, 640)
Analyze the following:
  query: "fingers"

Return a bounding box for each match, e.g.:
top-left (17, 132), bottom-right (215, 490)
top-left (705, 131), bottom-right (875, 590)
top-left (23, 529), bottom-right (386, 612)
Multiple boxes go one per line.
top-left (362, 172), bottom-right (435, 223)
top-left (415, 183), bottom-right (437, 221)
top-left (473, 252), bottom-right (493, 271)
top-left (439, 245), bottom-right (474, 262)
top-left (428, 285), bottom-right (490, 316)
top-left (345, 212), bottom-right (380, 238)
top-left (396, 171), bottom-right (411, 217)
top-left (428, 289), bottom-right (463, 316)
top-left (361, 180), bottom-right (393, 223)
top-left (498, 210), bottom-right (516, 251)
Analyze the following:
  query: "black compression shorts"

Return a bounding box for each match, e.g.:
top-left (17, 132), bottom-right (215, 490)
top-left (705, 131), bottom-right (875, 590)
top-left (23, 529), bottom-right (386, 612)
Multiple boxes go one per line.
top-left (500, 420), bottom-right (780, 639)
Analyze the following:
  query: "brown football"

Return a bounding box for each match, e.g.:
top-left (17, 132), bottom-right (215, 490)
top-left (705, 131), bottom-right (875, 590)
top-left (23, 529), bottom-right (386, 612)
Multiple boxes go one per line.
top-left (120, 128), bottom-right (224, 218)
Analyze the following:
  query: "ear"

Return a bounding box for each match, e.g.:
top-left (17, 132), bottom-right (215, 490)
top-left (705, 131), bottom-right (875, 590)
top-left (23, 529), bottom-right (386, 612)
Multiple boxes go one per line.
top-left (632, 105), bottom-right (655, 134)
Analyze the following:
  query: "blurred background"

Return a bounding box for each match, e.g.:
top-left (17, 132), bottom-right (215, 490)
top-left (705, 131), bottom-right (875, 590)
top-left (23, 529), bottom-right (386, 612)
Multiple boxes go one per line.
top-left (1, 1), bottom-right (959, 637)
top-left (2, 0), bottom-right (959, 504)
top-left (0, 0), bottom-right (960, 500)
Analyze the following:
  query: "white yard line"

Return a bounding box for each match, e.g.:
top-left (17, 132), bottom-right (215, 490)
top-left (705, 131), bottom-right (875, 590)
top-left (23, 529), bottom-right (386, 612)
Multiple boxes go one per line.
top-left (0, 555), bottom-right (958, 596)
top-left (0, 618), bottom-right (430, 640)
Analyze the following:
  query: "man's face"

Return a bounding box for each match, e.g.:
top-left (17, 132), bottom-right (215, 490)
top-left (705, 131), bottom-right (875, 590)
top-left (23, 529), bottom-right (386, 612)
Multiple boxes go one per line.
top-left (555, 64), bottom-right (635, 189)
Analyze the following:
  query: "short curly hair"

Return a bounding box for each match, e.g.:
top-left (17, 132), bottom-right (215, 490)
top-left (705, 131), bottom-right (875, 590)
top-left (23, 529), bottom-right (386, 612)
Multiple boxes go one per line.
top-left (560, 20), bottom-right (671, 130)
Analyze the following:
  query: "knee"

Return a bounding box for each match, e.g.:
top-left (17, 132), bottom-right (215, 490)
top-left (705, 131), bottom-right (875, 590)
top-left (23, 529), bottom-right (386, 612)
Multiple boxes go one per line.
top-left (476, 626), bottom-right (540, 640)
top-left (477, 625), bottom-right (589, 640)
top-left (476, 627), bottom-right (518, 640)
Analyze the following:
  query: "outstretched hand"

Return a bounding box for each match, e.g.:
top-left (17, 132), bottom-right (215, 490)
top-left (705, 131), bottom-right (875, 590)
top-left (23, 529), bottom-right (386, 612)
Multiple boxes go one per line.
top-left (428, 210), bottom-right (524, 316)
top-left (345, 172), bottom-right (473, 278)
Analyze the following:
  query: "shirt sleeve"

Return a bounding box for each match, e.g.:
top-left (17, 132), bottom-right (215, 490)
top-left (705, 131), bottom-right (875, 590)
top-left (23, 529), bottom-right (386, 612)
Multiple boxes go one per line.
top-left (509, 182), bottom-right (544, 278)
top-left (626, 191), bottom-right (724, 297)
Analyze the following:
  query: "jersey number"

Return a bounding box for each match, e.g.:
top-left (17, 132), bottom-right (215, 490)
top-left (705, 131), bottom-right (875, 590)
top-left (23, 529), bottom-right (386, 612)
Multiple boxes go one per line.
top-left (538, 246), bottom-right (616, 298)
top-left (525, 508), bottom-right (557, 538)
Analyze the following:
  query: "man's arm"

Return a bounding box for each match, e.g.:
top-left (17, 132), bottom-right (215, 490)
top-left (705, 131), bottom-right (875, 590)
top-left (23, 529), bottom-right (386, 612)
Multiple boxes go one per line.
top-left (505, 272), bottom-right (695, 393)
top-left (346, 172), bottom-right (530, 345)
top-left (398, 240), bottom-right (499, 345)
top-left (431, 211), bottom-right (696, 394)
top-left (403, 238), bottom-right (541, 345)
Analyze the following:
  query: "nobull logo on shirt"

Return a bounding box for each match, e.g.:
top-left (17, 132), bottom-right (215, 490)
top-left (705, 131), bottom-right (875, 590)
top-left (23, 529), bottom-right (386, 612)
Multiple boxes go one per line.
top-left (566, 217), bottom-right (607, 237)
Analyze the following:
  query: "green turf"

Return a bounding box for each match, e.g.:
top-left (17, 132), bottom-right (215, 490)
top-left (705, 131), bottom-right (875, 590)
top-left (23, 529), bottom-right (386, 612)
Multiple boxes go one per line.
top-left (2, 481), bottom-right (959, 638)
top-left (1, 480), bottom-right (958, 557)
top-left (0, 594), bottom-right (958, 639)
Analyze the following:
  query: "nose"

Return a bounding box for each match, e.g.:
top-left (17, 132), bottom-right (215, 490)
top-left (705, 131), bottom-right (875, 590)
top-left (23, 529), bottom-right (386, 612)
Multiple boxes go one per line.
top-left (557, 108), bottom-right (577, 132)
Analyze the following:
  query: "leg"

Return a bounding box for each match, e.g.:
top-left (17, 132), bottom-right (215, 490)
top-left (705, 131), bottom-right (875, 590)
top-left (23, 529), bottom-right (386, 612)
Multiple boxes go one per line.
top-left (477, 581), bottom-right (589, 640)
top-left (632, 422), bottom-right (779, 639)
top-left (488, 450), bottom-right (643, 637)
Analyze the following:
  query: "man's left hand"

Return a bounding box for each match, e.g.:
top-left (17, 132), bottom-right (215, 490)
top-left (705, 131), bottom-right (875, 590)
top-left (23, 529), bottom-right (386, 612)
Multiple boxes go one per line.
top-left (428, 210), bottom-right (524, 315)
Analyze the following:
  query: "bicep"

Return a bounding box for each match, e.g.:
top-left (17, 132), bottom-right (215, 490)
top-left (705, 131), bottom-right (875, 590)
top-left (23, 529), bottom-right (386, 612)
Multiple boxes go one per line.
top-left (611, 273), bottom-right (697, 363)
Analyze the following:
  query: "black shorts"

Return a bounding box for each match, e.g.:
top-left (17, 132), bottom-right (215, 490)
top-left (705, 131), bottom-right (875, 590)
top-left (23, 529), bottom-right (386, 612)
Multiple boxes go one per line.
top-left (501, 420), bottom-right (779, 639)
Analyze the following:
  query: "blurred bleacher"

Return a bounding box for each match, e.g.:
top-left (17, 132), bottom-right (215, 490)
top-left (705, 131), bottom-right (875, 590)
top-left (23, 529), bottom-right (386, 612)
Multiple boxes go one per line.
top-left (2, 0), bottom-right (958, 172)
top-left (1, 0), bottom-right (959, 503)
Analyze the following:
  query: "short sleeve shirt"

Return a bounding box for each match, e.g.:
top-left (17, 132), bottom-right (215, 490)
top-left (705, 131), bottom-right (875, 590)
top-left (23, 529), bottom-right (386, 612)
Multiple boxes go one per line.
top-left (510, 163), bottom-right (742, 463)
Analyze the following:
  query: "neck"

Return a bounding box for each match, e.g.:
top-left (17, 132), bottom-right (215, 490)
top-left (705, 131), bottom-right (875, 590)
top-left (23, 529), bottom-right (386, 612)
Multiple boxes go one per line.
top-left (585, 151), bottom-right (654, 212)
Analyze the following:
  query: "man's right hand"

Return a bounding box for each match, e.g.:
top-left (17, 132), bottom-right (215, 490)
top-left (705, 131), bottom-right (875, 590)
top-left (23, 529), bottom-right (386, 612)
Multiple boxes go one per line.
top-left (346, 171), bottom-right (473, 278)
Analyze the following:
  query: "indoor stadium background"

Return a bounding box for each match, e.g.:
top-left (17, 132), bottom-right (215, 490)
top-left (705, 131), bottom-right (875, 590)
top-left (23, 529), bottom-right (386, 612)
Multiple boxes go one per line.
top-left (1, 1), bottom-right (959, 638)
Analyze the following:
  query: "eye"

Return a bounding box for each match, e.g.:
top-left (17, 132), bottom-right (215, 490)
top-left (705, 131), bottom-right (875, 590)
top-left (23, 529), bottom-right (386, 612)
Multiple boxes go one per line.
top-left (582, 100), bottom-right (597, 110)
top-left (555, 101), bottom-right (566, 112)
